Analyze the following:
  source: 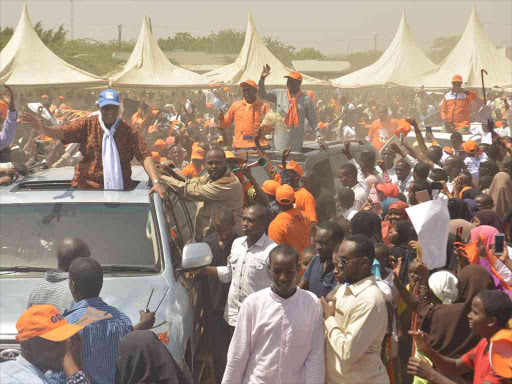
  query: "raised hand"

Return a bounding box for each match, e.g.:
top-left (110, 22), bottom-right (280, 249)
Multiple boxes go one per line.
top-left (261, 64), bottom-right (271, 79)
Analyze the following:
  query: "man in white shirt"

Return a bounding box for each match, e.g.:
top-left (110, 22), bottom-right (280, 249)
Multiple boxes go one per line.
top-left (223, 245), bottom-right (325, 384)
top-left (199, 204), bottom-right (277, 328)
top-left (338, 161), bottom-right (369, 211)
top-left (444, 156), bottom-right (465, 193)
top-left (320, 234), bottom-right (389, 384)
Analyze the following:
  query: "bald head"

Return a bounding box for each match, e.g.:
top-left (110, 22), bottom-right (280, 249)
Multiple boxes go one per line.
top-left (57, 238), bottom-right (90, 272)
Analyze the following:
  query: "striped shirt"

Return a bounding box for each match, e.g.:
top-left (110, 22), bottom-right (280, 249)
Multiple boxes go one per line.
top-left (47, 297), bottom-right (133, 384)
top-left (26, 271), bottom-right (75, 315)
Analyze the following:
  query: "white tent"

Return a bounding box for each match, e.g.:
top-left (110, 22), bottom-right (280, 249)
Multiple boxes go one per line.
top-left (0, 3), bottom-right (107, 87)
top-left (204, 13), bottom-right (327, 87)
top-left (400, 7), bottom-right (512, 89)
top-left (330, 11), bottom-right (435, 89)
top-left (110, 15), bottom-right (212, 88)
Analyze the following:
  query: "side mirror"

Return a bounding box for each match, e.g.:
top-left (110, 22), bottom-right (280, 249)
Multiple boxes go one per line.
top-left (180, 243), bottom-right (213, 271)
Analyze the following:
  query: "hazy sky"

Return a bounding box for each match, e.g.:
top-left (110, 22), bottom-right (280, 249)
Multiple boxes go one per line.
top-left (1, 0), bottom-right (511, 55)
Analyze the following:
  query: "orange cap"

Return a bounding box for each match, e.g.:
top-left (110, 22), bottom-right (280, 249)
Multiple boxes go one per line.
top-left (16, 305), bottom-right (83, 342)
top-left (41, 94), bottom-right (49, 99)
top-left (262, 180), bottom-right (280, 196)
top-left (284, 70), bottom-right (303, 82)
top-left (191, 147), bottom-right (205, 160)
top-left (240, 80), bottom-right (258, 90)
top-left (443, 146), bottom-right (454, 155)
top-left (165, 136), bottom-right (175, 146)
top-left (376, 183), bottom-right (399, 198)
top-left (452, 74), bottom-right (463, 83)
top-left (0, 100), bottom-right (7, 121)
top-left (371, 106), bottom-right (377, 110)
top-left (147, 125), bottom-right (157, 134)
top-left (306, 90), bottom-right (315, 102)
top-left (278, 160), bottom-right (303, 177)
top-left (58, 96), bottom-right (64, 101)
top-left (151, 151), bottom-right (161, 163)
top-left (224, 87), bottom-right (232, 94)
top-left (153, 139), bottom-right (166, 150)
top-left (490, 329), bottom-right (512, 378)
top-left (318, 122), bottom-right (329, 130)
top-left (160, 157), bottom-right (168, 163)
top-left (276, 184), bottom-right (295, 205)
top-left (462, 140), bottom-right (478, 154)
top-left (205, 103), bottom-right (214, 109)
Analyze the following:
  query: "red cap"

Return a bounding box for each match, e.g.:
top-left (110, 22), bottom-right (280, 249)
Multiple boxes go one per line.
top-left (276, 184), bottom-right (295, 205)
top-left (240, 80), bottom-right (258, 90)
top-left (376, 184), bottom-right (399, 198)
top-left (284, 71), bottom-right (303, 81)
top-left (16, 305), bottom-right (83, 342)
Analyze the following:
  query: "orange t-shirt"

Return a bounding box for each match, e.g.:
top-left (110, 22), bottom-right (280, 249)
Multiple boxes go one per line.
top-left (268, 208), bottom-right (311, 255)
top-left (219, 99), bottom-right (270, 149)
top-left (181, 163), bottom-right (203, 179)
top-left (368, 118), bottom-right (410, 151)
top-left (295, 187), bottom-right (317, 223)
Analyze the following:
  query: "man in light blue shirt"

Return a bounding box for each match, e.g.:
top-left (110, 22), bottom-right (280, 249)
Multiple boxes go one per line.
top-left (258, 65), bottom-right (326, 152)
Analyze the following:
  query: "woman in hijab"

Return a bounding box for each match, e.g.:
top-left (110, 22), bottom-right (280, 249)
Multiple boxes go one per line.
top-left (388, 220), bottom-right (418, 285)
top-left (115, 331), bottom-right (193, 384)
top-left (489, 170), bottom-right (512, 219)
top-left (447, 198), bottom-right (472, 222)
top-left (474, 209), bottom-right (506, 233)
top-left (382, 200), bottom-right (409, 246)
top-left (417, 265), bottom-right (495, 359)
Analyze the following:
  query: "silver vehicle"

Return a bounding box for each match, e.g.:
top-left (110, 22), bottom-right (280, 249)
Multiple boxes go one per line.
top-left (0, 166), bottom-right (211, 378)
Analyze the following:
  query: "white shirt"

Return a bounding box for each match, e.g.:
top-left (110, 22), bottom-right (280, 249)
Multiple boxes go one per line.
top-left (464, 156), bottom-right (481, 183)
top-left (342, 207), bottom-right (359, 221)
top-left (222, 288), bottom-right (325, 384)
top-left (348, 159), bottom-right (370, 210)
top-left (217, 234), bottom-right (277, 326)
top-left (325, 276), bottom-right (389, 384)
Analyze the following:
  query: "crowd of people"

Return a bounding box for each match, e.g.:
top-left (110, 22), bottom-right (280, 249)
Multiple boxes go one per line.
top-left (1, 65), bottom-right (512, 384)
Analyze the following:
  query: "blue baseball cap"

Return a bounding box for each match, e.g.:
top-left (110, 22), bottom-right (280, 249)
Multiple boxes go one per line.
top-left (98, 89), bottom-right (120, 108)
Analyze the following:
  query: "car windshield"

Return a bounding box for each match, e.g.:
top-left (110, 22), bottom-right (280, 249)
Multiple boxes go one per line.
top-left (0, 203), bottom-right (160, 272)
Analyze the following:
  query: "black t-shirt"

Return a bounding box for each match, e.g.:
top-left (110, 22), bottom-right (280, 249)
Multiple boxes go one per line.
top-left (200, 232), bottom-right (240, 312)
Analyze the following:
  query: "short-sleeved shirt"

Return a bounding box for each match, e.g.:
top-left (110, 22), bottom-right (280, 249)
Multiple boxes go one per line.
top-left (295, 187), bottom-right (318, 223)
top-left (302, 254), bottom-right (337, 298)
top-left (461, 338), bottom-right (508, 384)
top-left (268, 208), bottom-right (311, 255)
top-left (60, 114), bottom-right (151, 189)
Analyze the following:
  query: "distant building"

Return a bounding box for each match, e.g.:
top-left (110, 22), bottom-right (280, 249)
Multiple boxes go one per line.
top-left (291, 60), bottom-right (351, 80)
top-left (112, 50), bottom-right (237, 73)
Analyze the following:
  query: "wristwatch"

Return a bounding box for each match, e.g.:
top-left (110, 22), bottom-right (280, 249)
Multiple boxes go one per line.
top-left (153, 178), bottom-right (162, 185)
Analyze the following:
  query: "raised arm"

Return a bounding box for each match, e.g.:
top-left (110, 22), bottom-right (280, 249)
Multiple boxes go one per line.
top-left (20, 113), bottom-right (65, 141)
top-left (258, 65), bottom-right (277, 104)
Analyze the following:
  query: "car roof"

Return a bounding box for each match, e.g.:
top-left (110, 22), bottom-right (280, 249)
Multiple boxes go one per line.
top-left (0, 166), bottom-right (151, 205)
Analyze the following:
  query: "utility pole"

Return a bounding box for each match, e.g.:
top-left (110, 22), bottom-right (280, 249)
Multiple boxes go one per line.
top-left (374, 33), bottom-right (379, 51)
top-left (70, 0), bottom-right (75, 40)
top-left (118, 25), bottom-right (123, 50)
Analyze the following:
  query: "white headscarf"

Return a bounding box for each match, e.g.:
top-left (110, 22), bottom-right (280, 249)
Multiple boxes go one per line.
top-left (91, 111), bottom-right (123, 190)
top-left (428, 271), bottom-right (459, 304)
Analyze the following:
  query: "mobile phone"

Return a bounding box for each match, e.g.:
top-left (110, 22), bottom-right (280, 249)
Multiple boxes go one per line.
top-left (431, 181), bottom-right (443, 190)
top-left (494, 233), bottom-right (505, 255)
top-left (36, 140), bottom-right (45, 156)
top-left (426, 126), bottom-right (432, 134)
top-left (456, 227), bottom-right (464, 242)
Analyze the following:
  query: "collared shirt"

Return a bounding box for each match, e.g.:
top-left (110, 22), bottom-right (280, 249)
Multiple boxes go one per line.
top-left (60, 114), bottom-right (151, 189)
top-left (0, 110), bottom-right (17, 151)
top-left (162, 168), bottom-right (243, 240)
top-left (47, 297), bottom-right (133, 384)
top-left (216, 234), bottom-right (277, 326)
top-left (0, 356), bottom-right (89, 384)
top-left (219, 99), bottom-right (271, 149)
top-left (325, 276), bottom-right (389, 384)
top-left (258, 79), bottom-right (319, 152)
top-left (26, 271), bottom-right (75, 315)
top-left (302, 255), bottom-right (337, 298)
top-left (223, 288), bottom-right (325, 384)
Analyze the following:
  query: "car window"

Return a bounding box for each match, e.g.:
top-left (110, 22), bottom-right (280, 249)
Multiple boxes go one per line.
top-left (0, 203), bottom-right (160, 271)
top-left (163, 194), bottom-right (194, 268)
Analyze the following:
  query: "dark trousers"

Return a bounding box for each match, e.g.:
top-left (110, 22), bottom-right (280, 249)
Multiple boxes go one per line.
top-left (205, 311), bottom-right (234, 384)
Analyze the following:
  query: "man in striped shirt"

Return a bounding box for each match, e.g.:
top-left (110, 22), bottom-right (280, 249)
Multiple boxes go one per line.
top-left (47, 258), bottom-right (155, 384)
top-left (27, 238), bottom-right (90, 314)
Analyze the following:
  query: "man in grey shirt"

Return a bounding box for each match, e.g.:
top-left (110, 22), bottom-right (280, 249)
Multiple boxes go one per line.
top-left (258, 64), bottom-right (327, 152)
top-left (27, 237), bottom-right (90, 314)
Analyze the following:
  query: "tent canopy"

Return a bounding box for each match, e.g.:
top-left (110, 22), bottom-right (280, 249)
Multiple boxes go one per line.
top-left (205, 13), bottom-right (327, 87)
top-left (109, 15), bottom-right (212, 89)
top-left (330, 11), bottom-right (435, 89)
top-left (0, 3), bottom-right (107, 88)
top-left (399, 6), bottom-right (512, 89)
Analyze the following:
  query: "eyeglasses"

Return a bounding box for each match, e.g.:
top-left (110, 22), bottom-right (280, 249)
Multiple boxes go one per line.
top-left (338, 257), bottom-right (356, 268)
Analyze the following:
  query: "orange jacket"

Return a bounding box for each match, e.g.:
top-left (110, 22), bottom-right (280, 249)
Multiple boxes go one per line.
top-left (441, 91), bottom-right (477, 130)
top-left (268, 208), bottom-right (311, 255)
top-left (219, 99), bottom-right (270, 149)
